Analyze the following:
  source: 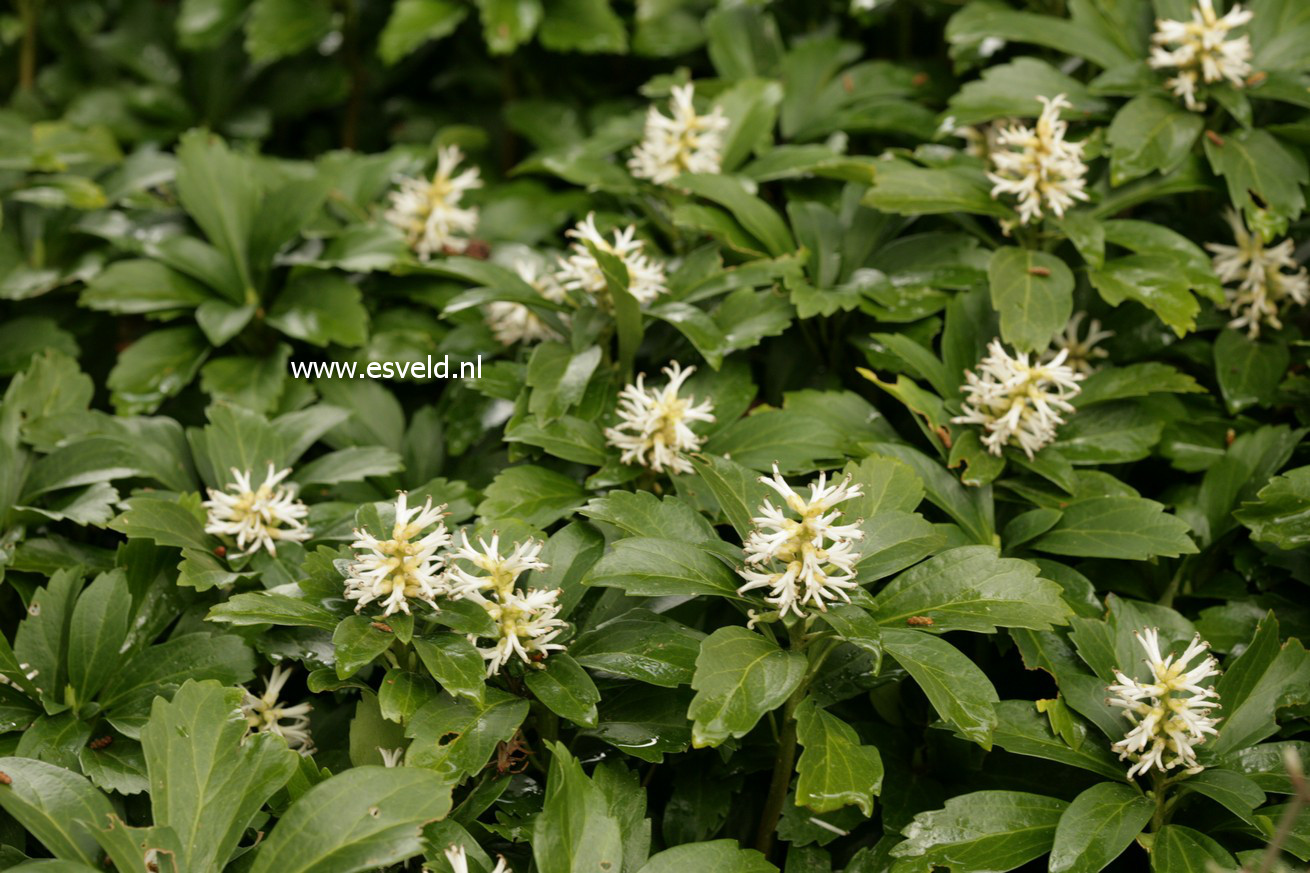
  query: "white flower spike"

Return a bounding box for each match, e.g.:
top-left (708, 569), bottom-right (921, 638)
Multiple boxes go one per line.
top-left (604, 361), bottom-right (715, 475)
top-left (385, 145), bottom-right (482, 260)
top-left (465, 586), bottom-right (567, 677)
top-left (628, 84), bottom-right (729, 185)
top-left (203, 463), bottom-right (311, 558)
top-left (485, 250), bottom-right (569, 346)
top-left (737, 465), bottom-right (864, 621)
top-left (442, 843), bottom-right (511, 873)
top-left (987, 94), bottom-right (1089, 226)
top-left (953, 339), bottom-right (1083, 459)
top-left (242, 664), bottom-right (313, 754)
top-left (1206, 209), bottom-right (1309, 338)
top-left (343, 493), bottom-right (450, 617)
top-left (1108, 628), bottom-right (1222, 779)
top-left (1149, 0), bottom-right (1254, 111)
top-left (446, 531), bottom-right (548, 600)
top-left (1045, 311), bottom-right (1114, 376)
top-left (554, 212), bottom-right (667, 305)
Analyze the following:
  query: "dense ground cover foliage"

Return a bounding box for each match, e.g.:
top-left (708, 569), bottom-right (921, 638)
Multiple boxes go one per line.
top-left (2, 0), bottom-right (1310, 870)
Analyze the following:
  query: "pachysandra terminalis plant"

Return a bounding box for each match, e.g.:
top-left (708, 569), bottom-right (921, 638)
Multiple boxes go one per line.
top-left (4, 0), bottom-right (1310, 870)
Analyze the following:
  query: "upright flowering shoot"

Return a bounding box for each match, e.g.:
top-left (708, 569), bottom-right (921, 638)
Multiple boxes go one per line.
top-left (385, 145), bottom-right (482, 260)
top-left (1108, 628), bottom-right (1222, 779)
top-left (604, 361), bottom-right (715, 475)
top-left (987, 94), bottom-right (1089, 226)
top-left (554, 212), bottom-right (667, 305)
top-left (242, 664), bottom-right (313, 753)
top-left (446, 533), bottom-right (565, 676)
top-left (343, 493), bottom-right (450, 616)
top-left (953, 340), bottom-right (1083, 459)
top-left (203, 463), bottom-right (311, 558)
top-left (1206, 209), bottom-right (1309, 338)
top-left (1149, 0), bottom-right (1254, 111)
top-left (628, 83), bottom-right (729, 185)
top-left (737, 465), bottom-right (864, 622)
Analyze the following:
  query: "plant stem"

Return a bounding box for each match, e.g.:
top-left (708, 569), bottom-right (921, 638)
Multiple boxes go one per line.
top-left (339, 0), bottom-right (365, 150)
top-left (18, 0), bottom-right (38, 90)
top-left (754, 689), bottom-right (800, 858)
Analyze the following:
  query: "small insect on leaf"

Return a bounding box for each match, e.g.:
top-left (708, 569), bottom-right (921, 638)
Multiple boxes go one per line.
top-left (907, 616), bottom-right (934, 627)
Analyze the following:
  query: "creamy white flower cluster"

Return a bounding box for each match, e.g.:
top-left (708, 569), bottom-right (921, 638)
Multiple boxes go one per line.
top-left (1207, 210), bottom-right (1310, 338)
top-left (628, 84), bottom-right (729, 185)
top-left (485, 249), bottom-right (569, 346)
top-left (604, 361), bottom-right (715, 475)
top-left (385, 145), bottom-right (482, 260)
top-left (341, 494), bottom-right (565, 675)
top-left (987, 94), bottom-right (1089, 226)
top-left (344, 493), bottom-right (451, 617)
top-left (203, 463), bottom-right (312, 558)
top-left (447, 533), bottom-right (565, 677)
top-left (1045, 311), bottom-right (1113, 377)
top-left (1108, 628), bottom-right (1222, 779)
top-left (440, 843), bottom-right (511, 873)
top-left (241, 664), bottom-right (314, 753)
top-left (737, 465), bottom-right (864, 622)
top-left (953, 340), bottom-right (1084, 459)
top-left (1149, 0), bottom-right (1254, 111)
top-left (555, 212), bottom-right (668, 306)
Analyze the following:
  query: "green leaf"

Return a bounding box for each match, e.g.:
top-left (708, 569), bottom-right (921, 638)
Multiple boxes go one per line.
top-left (1151, 825), bottom-right (1240, 873)
top-left (295, 446), bottom-right (403, 486)
top-left (80, 259), bottom-right (211, 314)
top-left (863, 161), bottom-right (1010, 217)
top-left (1032, 497), bottom-right (1198, 560)
top-left (538, 0), bottom-right (626, 53)
top-left (206, 591), bottom-right (340, 632)
top-left (405, 689), bottom-right (528, 782)
top-left (1234, 465), bottom-right (1310, 549)
top-left (378, 0), bottom-right (466, 64)
top-left (99, 633), bottom-right (256, 710)
top-left (1212, 629), bottom-right (1310, 756)
top-left (412, 634), bottom-right (486, 704)
top-left (1106, 96), bottom-right (1203, 185)
top-left (107, 326), bottom-right (210, 415)
top-left (580, 492), bottom-right (717, 543)
top-left (108, 496), bottom-right (213, 553)
top-left (67, 570), bottom-right (131, 704)
top-left (890, 790), bottom-right (1068, 872)
top-left (675, 174), bottom-right (794, 257)
top-left (533, 743), bottom-right (625, 873)
top-left (524, 654), bottom-right (600, 727)
top-left (869, 546), bottom-right (1072, 633)
top-left (0, 756), bottom-right (114, 865)
top-left (571, 609), bottom-right (705, 688)
top-left (881, 628), bottom-right (999, 749)
top-left (334, 615), bottom-right (398, 679)
top-left (866, 442), bottom-right (995, 544)
top-left (584, 537), bottom-right (742, 598)
top-left (794, 699), bottom-right (883, 816)
top-left (473, 0), bottom-right (541, 54)
top-left (991, 700), bottom-right (1126, 782)
top-left (945, 4), bottom-right (1132, 69)
top-left (1203, 128), bottom-right (1307, 230)
top-left (142, 681), bottom-right (299, 872)
top-left (1089, 255), bottom-right (1205, 336)
top-left (249, 766), bottom-right (453, 873)
top-left (947, 57), bottom-right (1109, 126)
top-left (476, 465), bottom-right (588, 528)
top-left (245, 0), bottom-right (333, 62)
top-left (689, 453), bottom-right (774, 540)
top-left (688, 627), bottom-right (806, 748)
top-left (1179, 769), bottom-right (1265, 819)
top-left (175, 130), bottom-right (259, 298)
top-left (987, 247), bottom-right (1074, 353)
top-left (1048, 783), bottom-right (1152, 873)
top-left (1214, 329), bottom-right (1289, 414)
top-left (636, 841), bottom-right (775, 873)
top-left (266, 274), bottom-right (370, 348)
